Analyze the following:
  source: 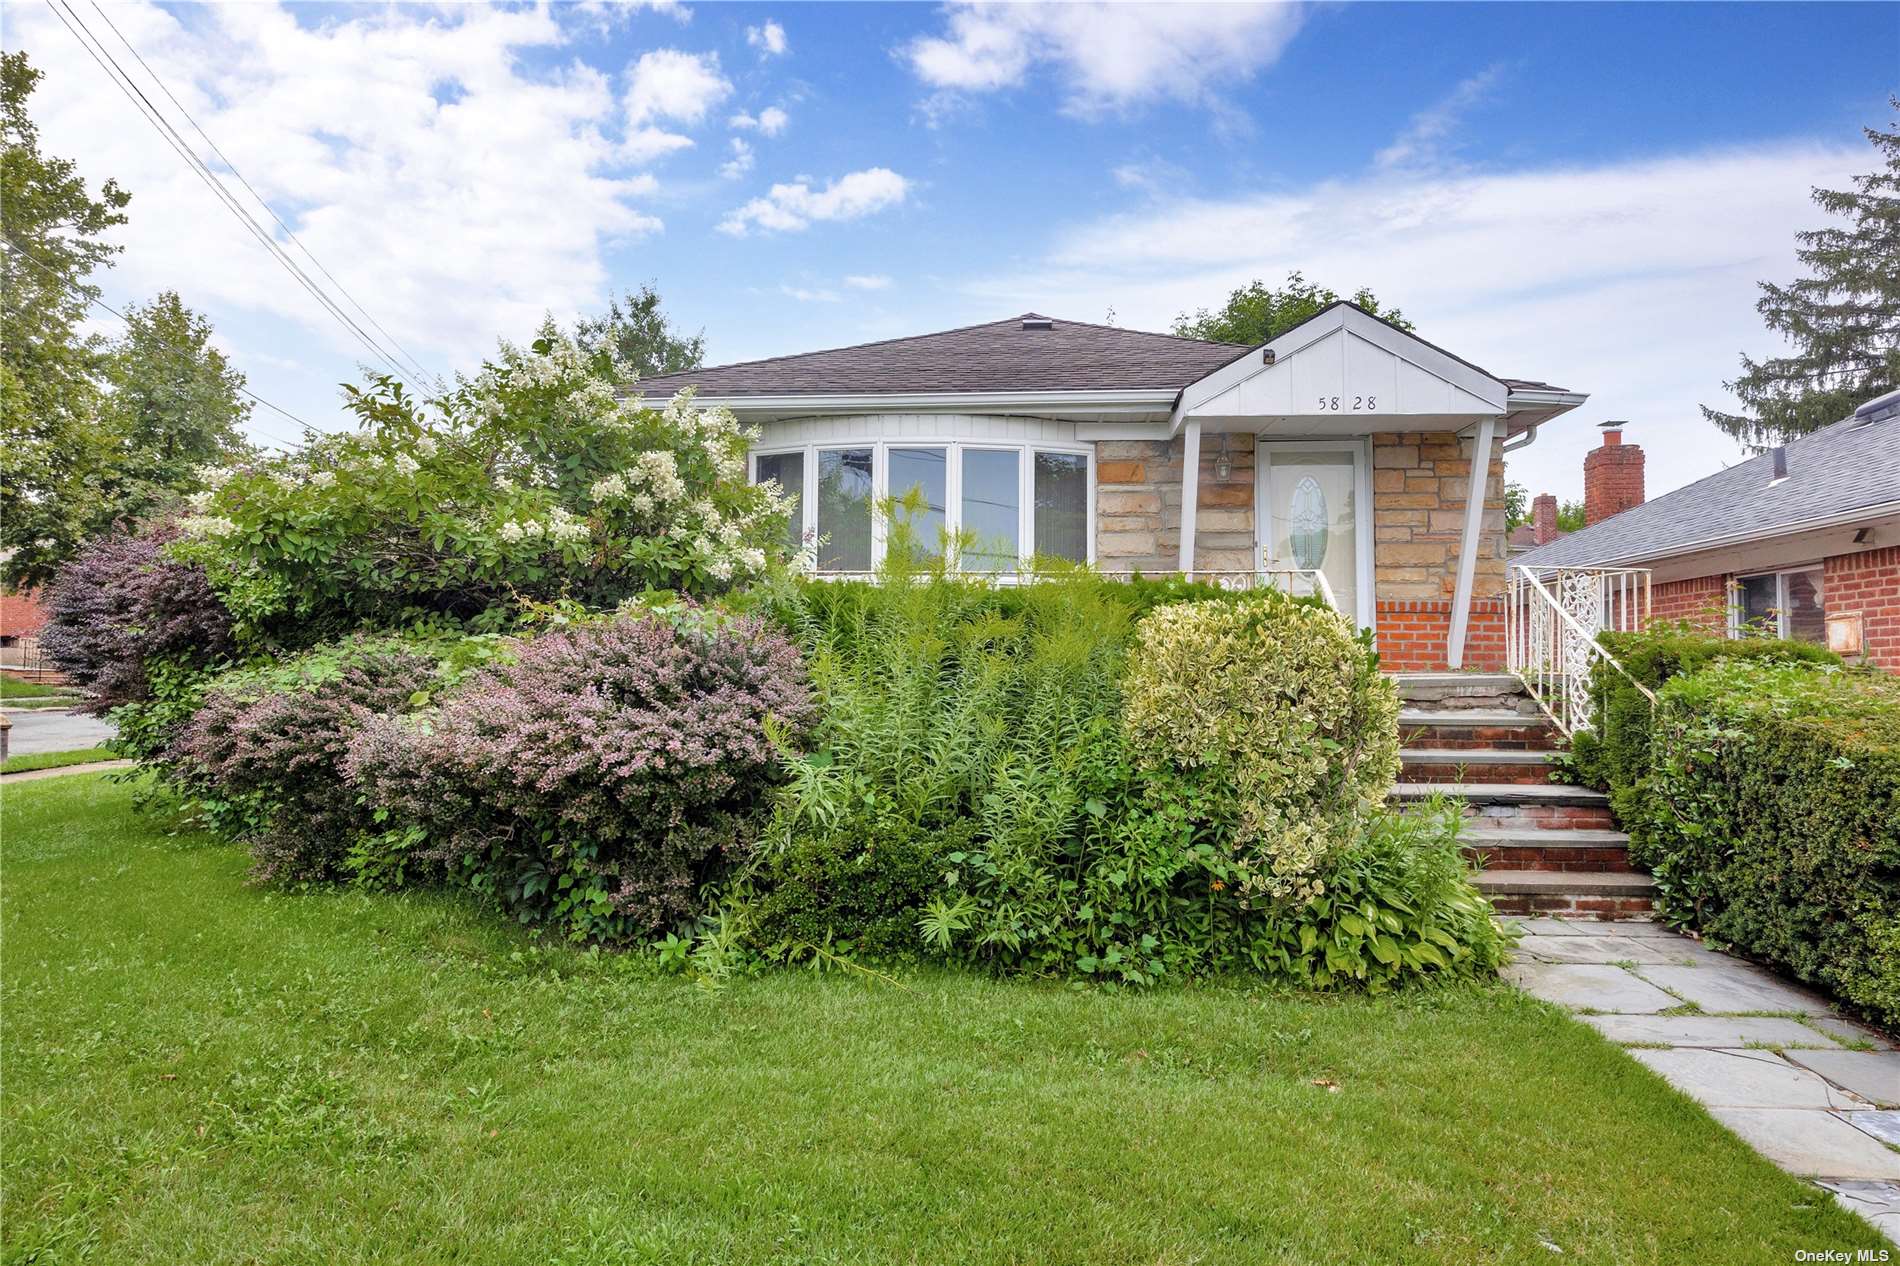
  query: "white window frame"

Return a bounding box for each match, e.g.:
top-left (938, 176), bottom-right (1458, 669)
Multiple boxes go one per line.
top-left (1730, 565), bottom-right (1825, 640)
top-left (750, 436), bottom-right (1096, 573)
top-left (1255, 437), bottom-right (1376, 630)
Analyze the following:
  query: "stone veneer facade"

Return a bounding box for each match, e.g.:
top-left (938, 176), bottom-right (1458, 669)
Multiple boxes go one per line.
top-left (1091, 429), bottom-right (1512, 669)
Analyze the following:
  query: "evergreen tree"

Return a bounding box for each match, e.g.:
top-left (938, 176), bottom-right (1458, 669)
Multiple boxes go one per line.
top-left (1705, 104), bottom-right (1900, 447)
top-left (573, 283), bottom-right (705, 380)
top-left (1172, 271), bottom-right (1412, 345)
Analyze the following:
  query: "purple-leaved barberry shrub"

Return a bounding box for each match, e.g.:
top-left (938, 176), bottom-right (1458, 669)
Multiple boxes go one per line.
top-left (173, 642), bottom-right (440, 885)
top-left (346, 611), bottom-right (814, 941)
top-left (40, 523), bottom-right (235, 715)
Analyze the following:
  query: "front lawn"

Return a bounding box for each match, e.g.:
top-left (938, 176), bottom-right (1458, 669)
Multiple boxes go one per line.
top-left (3, 776), bottom-right (1882, 1264)
top-left (0, 746), bottom-right (117, 775)
top-left (0, 674), bottom-right (67, 699)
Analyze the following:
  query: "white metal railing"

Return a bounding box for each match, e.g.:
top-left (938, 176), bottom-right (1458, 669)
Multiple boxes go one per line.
top-left (1506, 564), bottom-right (1656, 735)
top-left (809, 568), bottom-right (1338, 609)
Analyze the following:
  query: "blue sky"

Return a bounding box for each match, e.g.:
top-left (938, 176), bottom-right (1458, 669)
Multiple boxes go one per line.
top-left (10, 1), bottom-right (1897, 499)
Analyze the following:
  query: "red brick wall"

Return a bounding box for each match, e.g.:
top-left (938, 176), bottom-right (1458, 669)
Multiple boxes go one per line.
top-left (1649, 575), bottom-right (1728, 631)
top-left (1824, 545), bottom-right (1900, 671)
top-left (1376, 598), bottom-right (1505, 671)
top-left (0, 589), bottom-right (47, 639)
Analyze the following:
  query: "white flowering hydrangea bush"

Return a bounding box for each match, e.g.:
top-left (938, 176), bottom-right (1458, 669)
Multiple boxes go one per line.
top-left (171, 333), bottom-right (795, 636)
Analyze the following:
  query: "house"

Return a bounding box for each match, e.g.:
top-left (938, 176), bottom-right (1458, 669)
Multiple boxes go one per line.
top-left (1516, 393), bottom-right (1900, 670)
top-left (0, 587), bottom-right (47, 669)
top-left (638, 302), bottom-right (1587, 672)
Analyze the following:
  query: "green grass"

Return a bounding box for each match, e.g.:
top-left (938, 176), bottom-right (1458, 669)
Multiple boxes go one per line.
top-left (0, 746), bottom-right (117, 775)
top-left (3, 776), bottom-right (1883, 1264)
top-left (0, 674), bottom-right (66, 700)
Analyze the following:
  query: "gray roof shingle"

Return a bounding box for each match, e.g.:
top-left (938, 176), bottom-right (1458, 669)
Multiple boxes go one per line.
top-left (1517, 413), bottom-right (1900, 569)
top-left (633, 314), bottom-right (1250, 398)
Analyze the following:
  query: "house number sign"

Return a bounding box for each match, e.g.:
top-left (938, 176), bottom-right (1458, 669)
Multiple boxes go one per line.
top-left (1317, 396), bottom-right (1378, 411)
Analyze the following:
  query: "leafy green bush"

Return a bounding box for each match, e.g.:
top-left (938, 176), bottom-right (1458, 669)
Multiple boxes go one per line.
top-left (1121, 596), bottom-right (1399, 902)
top-left (742, 564), bottom-right (1431, 985)
top-left (1570, 625), bottom-right (1837, 863)
top-left (1244, 802), bottom-right (1512, 990)
top-left (1645, 659), bottom-right (1899, 1025)
top-left (168, 331), bottom-right (794, 642)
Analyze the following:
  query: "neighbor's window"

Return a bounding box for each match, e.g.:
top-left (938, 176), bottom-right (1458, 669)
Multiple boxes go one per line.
top-left (753, 439), bottom-right (1091, 573)
top-left (1733, 567), bottom-right (1825, 643)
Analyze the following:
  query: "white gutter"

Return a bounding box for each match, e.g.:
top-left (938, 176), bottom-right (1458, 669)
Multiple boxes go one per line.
top-left (630, 387), bottom-right (1179, 420)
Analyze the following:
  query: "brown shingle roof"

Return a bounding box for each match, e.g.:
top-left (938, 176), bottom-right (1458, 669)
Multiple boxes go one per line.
top-left (634, 314), bottom-right (1249, 398)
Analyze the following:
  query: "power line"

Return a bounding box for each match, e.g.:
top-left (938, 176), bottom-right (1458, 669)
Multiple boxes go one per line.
top-left (83, 0), bottom-right (441, 390)
top-left (42, 0), bottom-right (431, 396)
top-left (3, 231), bottom-right (318, 450)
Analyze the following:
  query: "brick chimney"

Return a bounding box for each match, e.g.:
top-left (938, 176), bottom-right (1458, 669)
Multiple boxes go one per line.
top-left (1583, 420), bottom-right (1644, 527)
top-left (1532, 493), bottom-right (1559, 546)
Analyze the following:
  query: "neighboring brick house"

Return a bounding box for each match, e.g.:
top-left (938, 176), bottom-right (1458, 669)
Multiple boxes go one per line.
top-left (1517, 392), bottom-right (1900, 670)
top-left (639, 302), bottom-right (1588, 671)
top-left (0, 587), bottom-right (49, 667)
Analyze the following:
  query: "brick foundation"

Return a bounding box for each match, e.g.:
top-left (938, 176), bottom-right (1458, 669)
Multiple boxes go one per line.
top-left (1375, 598), bottom-right (1506, 671)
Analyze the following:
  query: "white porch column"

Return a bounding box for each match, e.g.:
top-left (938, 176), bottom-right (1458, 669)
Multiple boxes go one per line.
top-left (1446, 415), bottom-right (1500, 669)
top-left (1177, 418), bottom-right (1202, 578)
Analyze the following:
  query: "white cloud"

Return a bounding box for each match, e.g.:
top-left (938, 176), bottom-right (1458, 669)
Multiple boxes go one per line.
top-left (780, 284), bottom-right (841, 303)
top-left (720, 136), bottom-right (755, 179)
top-left (962, 142), bottom-right (1862, 499)
top-left (5, 0), bottom-right (673, 394)
top-left (905, 2), bottom-right (1305, 116)
top-left (729, 105), bottom-right (789, 136)
top-left (746, 19), bottom-right (788, 57)
top-left (624, 48), bottom-right (731, 133)
top-left (1376, 65), bottom-right (1507, 172)
top-left (719, 167), bottom-right (911, 236)
top-left (573, 0), bottom-right (694, 28)
top-left (844, 274), bottom-right (893, 291)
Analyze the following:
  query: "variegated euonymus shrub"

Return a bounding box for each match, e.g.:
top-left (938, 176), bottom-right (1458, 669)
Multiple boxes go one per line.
top-left (1121, 596), bottom-right (1400, 903)
top-left (167, 330), bottom-right (797, 641)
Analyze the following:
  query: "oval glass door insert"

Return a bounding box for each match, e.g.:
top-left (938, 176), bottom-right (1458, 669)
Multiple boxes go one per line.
top-left (1288, 476), bottom-right (1329, 569)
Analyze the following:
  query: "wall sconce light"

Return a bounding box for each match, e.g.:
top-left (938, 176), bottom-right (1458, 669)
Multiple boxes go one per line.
top-left (1214, 434), bottom-right (1232, 481)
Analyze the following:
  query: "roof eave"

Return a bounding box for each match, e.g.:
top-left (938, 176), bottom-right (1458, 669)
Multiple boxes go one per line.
top-left (1519, 498), bottom-right (1900, 570)
top-left (640, 386), bottom-right (1184, 421)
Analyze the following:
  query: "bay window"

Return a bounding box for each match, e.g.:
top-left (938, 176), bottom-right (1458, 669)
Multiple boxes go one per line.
top-left (752, 437), bottom-right (1092, 573)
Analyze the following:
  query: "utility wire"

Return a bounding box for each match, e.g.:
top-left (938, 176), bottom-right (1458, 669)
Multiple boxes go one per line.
top-left (43, 0), bottom-right (430, 395)
top-left (83, 0), bottom-right (442, 390)
top-left (4, 231), bottom-right (318, 451)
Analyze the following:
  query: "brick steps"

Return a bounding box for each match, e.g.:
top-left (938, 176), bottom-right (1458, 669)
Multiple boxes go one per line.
top-left (1398, 748), bottom-right (1558, 785)
top-left (1388, 671), bottom-right (1650, 919)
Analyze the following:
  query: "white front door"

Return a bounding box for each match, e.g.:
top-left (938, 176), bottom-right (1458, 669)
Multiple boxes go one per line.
top-left (1257, 440), bottom-right (1373, 629)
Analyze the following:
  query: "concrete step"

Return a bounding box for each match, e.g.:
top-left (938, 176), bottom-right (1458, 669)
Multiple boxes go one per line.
top-left (1460, 826), bottom-right (1633, 872)
top-left (1475, 868), bottom-right (1657, 919)
top-left (1390, 672), bottom-right (1538, 715)
top-left (1393, 782), bottom-right (1607, 807)
top-left (1398, 709), bottom-right (1560, 750)
top-left (1399, 748), bottom-right (1558, 785)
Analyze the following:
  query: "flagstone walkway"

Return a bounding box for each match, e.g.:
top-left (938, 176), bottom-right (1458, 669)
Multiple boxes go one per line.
top-left (1503, 918), bottom-right (1900, 1244)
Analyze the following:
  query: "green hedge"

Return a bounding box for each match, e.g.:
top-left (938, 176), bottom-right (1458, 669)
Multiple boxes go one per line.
top-left (1645, 660), bottom-right (1900, 1026)
top-left (1569, 627), bottom-right (1838, 865)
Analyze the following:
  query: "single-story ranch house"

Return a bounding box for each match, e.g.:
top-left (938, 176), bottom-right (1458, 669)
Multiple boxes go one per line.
top-left (1518, 391), bottom-right (1900, 671)
top-left (639, 302), bottom-right (1587, 672)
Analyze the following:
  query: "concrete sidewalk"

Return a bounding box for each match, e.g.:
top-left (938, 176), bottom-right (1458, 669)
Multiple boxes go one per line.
top-left (1504, 918), bottom-right (1899, 1244)
top-left (1, 707), bottom-right (115, 755)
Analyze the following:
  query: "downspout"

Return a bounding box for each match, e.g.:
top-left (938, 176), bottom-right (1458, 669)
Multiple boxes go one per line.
top-left (1446, 415), bottom-right (1500, 669)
